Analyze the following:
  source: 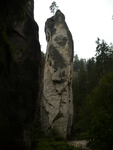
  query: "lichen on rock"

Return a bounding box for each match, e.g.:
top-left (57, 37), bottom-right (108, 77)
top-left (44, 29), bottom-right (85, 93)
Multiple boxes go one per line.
top-left (41, 10), bottom-right (74, 139)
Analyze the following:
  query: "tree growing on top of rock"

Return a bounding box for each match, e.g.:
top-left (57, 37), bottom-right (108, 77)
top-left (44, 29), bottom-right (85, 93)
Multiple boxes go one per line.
top-left (49, 1), bottom-right (59, 15)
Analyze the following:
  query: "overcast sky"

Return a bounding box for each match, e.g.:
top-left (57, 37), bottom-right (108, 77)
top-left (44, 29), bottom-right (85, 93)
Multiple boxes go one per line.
top-left (34, 0), bottom-right (113, 59)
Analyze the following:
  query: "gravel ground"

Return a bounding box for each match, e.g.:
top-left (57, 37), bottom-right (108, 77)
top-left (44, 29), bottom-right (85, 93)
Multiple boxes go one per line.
top-left (68, 140), bottom-right (91, 150)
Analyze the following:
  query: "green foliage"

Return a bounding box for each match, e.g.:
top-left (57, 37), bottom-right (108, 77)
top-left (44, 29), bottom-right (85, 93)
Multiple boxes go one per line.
top-left (95, 38), bottom-right (113, 77)
top-left (32, 111), bottom-right (78, 150)
top-left (32, 137), bottom-right (78, 150)
top-left (50, 1), bottom-right (59, 15)
top-left (71, 39), bottom-right (113, 150)
top-left (32, 109), bottom-right (78, 150)
top-left (78, 73), bottom-right (113, 150)
top-left (72, 57), bottom-right (87, 136)
top-left (73, 54), bottom-right (80, 71)
top-left (86, 57), bottom-right (97, 93)
top-left (73, 58), bottom-right (87, 111)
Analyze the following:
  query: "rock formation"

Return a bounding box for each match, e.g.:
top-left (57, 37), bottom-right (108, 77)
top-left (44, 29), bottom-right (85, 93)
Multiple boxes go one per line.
top-left (0, 0), bottom-right (41, 149)
top-left (41, 10), bottom-right (74, 139)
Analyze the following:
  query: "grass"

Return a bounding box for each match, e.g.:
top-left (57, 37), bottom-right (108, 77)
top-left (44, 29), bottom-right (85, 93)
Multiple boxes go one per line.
top-left (74, 132), bottom-right (88, 140)
top-left (31, 137), bottom-right (79, 150)
top-left (68, 132), bottom-right (89, 141)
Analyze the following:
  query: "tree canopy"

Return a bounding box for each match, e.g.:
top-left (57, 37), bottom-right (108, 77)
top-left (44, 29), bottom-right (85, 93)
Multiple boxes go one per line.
top-left (72, 38), bottom-right (113, 149)
top-left (49, 1), bottom-right (59, 15)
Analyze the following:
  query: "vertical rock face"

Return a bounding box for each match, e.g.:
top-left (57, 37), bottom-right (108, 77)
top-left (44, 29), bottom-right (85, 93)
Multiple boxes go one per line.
top-left (41, 10), bottom-right (74, 138)
top-left (0, 0), bottom-right (41, 149)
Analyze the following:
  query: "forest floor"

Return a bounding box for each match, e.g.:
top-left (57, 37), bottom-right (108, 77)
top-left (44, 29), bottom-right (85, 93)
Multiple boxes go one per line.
top-left (68, 140), bottom-right (91, 150)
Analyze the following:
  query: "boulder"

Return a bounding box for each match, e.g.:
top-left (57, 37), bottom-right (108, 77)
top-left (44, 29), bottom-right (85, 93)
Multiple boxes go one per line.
top-left (41, 10), bottom-right (74, 139)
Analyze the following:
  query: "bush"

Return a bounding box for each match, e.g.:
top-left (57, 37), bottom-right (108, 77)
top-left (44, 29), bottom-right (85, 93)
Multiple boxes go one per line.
top-left (33, 137), bottom-right (78, 150)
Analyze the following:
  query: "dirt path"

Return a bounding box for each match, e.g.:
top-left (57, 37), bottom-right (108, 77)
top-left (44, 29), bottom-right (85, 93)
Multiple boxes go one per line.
top-left (68, 140), bottom-right (91, 150)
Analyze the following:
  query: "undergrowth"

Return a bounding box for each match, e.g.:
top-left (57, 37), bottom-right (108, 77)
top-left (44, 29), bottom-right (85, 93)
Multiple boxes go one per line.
top-left (31, 137), bottom-right (79, 150)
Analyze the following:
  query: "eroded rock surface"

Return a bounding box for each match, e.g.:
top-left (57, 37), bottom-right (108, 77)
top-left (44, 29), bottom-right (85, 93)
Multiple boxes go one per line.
top-left (0, 0), bottom-right (41, 149)
top-left (41, 10), bottom-right (74, 139)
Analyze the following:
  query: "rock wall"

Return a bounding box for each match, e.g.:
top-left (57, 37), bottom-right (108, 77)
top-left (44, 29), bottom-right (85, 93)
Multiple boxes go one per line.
top-left (0, 0), bottom-right (41, 149)
top-left (41, 10), bottom-right (74, 139)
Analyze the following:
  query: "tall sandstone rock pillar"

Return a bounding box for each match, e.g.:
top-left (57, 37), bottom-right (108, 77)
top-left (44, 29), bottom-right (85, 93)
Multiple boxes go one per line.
top-left (41, 10), bottom-right (74, 138)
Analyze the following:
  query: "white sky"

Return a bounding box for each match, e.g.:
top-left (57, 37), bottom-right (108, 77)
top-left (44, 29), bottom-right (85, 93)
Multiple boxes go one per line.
top-left (34, 0), bottom-right (113, 59)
